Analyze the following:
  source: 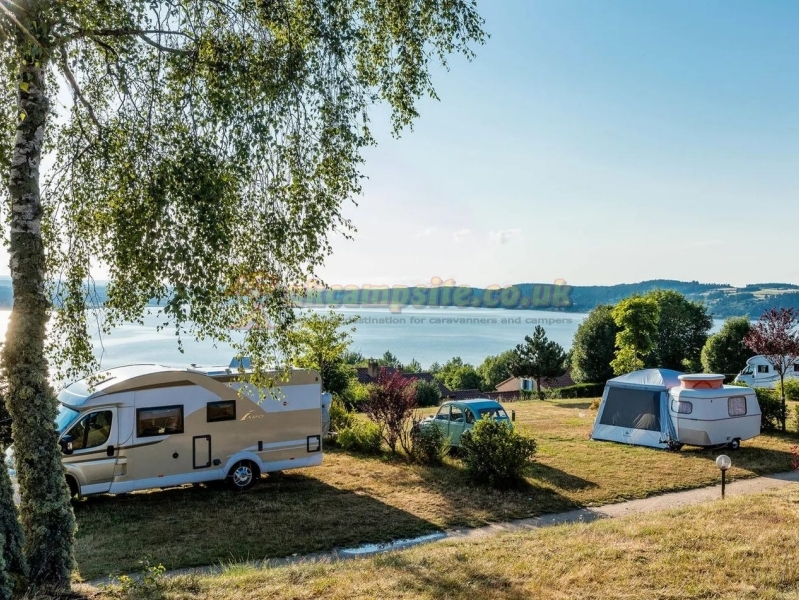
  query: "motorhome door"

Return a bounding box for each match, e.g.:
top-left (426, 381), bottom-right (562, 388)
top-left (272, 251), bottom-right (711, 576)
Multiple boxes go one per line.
top-left (62, 407), bottom-right (119, 494)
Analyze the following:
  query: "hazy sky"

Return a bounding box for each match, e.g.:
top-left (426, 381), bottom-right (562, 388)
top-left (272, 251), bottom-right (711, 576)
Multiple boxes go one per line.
top-left (4, 1), bottom-right (798, 290)
top-left (320, 0), bottom-right (799, 289)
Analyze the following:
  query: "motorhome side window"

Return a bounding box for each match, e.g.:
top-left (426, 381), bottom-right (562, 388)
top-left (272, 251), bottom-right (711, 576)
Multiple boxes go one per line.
top-left (794, 364), bottom-right (799, 372)
top-left (137, 406), bottom-right (185, 437)
top-left (728, 396), bottom-right (747, 417)
top-left (68, 411), bottom-right (113, 451)
top-left (757, 365), bottom-right (769, 373)
top-left (207, 400), bottom-right (236, 422)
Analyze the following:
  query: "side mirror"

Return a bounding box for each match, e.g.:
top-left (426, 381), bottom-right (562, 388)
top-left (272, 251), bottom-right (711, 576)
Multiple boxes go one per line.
top-left (60, 435), bottom-right (74, 455)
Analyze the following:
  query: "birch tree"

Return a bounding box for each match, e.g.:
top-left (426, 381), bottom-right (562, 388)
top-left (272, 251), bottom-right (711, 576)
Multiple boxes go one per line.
top-left (0, 0), bottom-right (485, 592)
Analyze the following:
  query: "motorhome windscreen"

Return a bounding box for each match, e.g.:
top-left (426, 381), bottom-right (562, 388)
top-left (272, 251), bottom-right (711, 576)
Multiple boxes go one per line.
top-left (599, 387), bottom-right (661, 431)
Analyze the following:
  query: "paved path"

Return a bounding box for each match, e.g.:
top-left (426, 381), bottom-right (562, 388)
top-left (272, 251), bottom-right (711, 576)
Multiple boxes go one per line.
top-left (80, 470), bottom-right (799, 591)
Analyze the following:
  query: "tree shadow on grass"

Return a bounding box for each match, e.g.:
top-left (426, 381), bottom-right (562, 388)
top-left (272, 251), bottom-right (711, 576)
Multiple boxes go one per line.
top-left (528, 462), bottom-right (598, 491)
top-left (675, 439), bottom-right (794, 474)
top-left (409, 460), bottom-right (582, 525)
top-left (375, 551), bottom-right (531, 600)
top-left (72, 474), bottom-right (440, 581)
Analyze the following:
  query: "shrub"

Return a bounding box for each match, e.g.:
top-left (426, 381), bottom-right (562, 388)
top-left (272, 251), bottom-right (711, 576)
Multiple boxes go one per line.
top-left (589, 398), bottom-right (601, 411)
top-left (340, 381), bottom-right (371, 412)
top-left (338, 420), bottom-right (383, 455)
top-left (410, 424), bottom-right (449, 466)
top-left (460, 419), bottom-right (537, 488)
top-left (413, 379), bottom-right (442, 408)
top-left (328, 397), bottom-right (354, 433)
top-left (753, 388), bottom-right (786, 432)
top-left (363, 370), bottom-right (417, 454)
top-left (544, 382), bottom-right (605, 399)
top-left (794, 405), bottom-right (799, 434)
top-left (776, 378), bottom-right (799, 402)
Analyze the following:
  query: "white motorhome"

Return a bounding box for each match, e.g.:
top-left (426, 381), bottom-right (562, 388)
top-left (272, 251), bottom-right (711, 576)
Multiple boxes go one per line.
top-left (5, 362), bottom-right (330, 498)
top-left (734, 355), bottom-right (799, 388)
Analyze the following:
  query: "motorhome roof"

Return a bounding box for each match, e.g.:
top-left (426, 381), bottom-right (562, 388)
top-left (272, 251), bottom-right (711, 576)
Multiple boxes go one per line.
top-left (58, 364), bottom-right (175, 406)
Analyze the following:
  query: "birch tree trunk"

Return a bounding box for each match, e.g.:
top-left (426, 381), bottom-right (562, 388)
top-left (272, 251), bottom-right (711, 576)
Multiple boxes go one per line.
top-left (3, 52), bottom-right (76, 591)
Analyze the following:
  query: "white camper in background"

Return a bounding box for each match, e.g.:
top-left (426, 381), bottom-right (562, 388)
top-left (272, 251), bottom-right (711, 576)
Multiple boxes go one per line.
top-left (5, 362), bottom-right (330, 498)
top-left (734, 355), bottom-right (799, 388)
top-left (592, 369), bottom-right (761, 450)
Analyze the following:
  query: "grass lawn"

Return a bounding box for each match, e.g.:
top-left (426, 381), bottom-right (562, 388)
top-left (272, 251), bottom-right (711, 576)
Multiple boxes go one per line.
top-left (74, 398), bottom-right (799, 581)
top-left (98, 486), bottom-right (799, 599)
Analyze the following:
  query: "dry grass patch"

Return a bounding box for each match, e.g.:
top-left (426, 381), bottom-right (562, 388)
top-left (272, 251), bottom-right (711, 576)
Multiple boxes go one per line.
top-left (74, 399), bottom-right (799, 580)
top-left (100, 486), bottom-right (799, 600)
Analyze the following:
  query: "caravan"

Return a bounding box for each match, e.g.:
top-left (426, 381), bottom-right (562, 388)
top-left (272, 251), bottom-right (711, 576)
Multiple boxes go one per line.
top-left (734, 355), bottom-right (799, 388)
top-left (591, 369), bottom-right (761, 450)
top-left (5, 362), bottom-right (330, 498)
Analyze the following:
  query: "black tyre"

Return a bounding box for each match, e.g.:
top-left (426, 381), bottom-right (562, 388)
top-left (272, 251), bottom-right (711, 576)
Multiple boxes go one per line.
top-left (227, 460), bottom-right (259, 491)
top-left (728, 438), bottom-right (741, 450)
top-left (65, 476), bottom-right (79, 500)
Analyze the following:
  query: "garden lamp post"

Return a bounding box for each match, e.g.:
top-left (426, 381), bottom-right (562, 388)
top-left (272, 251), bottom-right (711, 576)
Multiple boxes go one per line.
top-left (716, 455), bottom-right (731, 499)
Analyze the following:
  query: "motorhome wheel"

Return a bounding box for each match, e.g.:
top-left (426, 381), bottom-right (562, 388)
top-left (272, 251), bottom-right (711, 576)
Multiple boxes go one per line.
top-left (227, 461), bottom-right (259, 491)
top-left (728, 438), bottom-right (741, 450)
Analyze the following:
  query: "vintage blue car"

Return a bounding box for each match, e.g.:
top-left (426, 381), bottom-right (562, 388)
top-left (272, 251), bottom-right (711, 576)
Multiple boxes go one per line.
top-left (417, 399), bottom-right (512, 447)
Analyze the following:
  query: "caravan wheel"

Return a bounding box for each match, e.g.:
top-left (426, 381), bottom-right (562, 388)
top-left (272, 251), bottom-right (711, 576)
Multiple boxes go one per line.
top-left (728, 438), bottom-right (741, 451)
top-left (227, 460), bottom-right (259, 491)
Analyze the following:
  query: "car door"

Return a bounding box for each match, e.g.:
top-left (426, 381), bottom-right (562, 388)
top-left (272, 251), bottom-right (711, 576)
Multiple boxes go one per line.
top-left (62, 408), bottom-right (119, 493)
top-left (448, 405), bottom-right (466, 446)
top-left (433, 405), bottom-right (451, 438)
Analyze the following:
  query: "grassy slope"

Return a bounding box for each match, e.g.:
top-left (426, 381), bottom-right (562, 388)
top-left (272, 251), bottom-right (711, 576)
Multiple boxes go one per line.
top-left (74, 399), bottom-right (799, 580)
top-left (101, 486), bottom-right (799, 600)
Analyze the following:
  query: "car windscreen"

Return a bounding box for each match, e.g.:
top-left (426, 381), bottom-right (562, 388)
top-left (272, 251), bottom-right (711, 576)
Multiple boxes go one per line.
top-left (55, 404), bottom-right (80, 434)
top-left (477, 407), bottom-right (508, 419)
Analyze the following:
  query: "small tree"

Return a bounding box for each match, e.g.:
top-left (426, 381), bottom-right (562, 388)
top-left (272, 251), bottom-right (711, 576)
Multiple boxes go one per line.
top-left (434, 357), bottom-right (483, 391)
top-left (744, 308), bottom-right (799, 431)
top-left (701, 316), bottom-right (755, 374)
top-left (378, 351), bottom-right (401, 368)
top-left (290, 312), bottom-right (358, 396)
top-left (405, 359), bottom-right (423, 373)
top-left (477, 350), bottom-right (516, 391)
top-left (645, 290), bottom-right (711, 372)
top-left (570, 305), bottom-right (619, 384)
top-left (363, 370), bottom-right (418, 454)
top-left (413, 379), bottom-right (442, 408)
top-left (509, 326), bottom-right (567, 399)
top-left (611, 296), bottom-right (659, 375)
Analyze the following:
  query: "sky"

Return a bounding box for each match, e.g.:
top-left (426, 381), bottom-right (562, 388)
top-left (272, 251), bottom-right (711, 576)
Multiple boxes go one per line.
top-left (3, 1), bottom-right (799, 290)
top-left (318, 0), bottom-right (799, 289)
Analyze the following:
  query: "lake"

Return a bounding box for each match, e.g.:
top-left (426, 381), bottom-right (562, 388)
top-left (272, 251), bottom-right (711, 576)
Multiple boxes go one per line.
top-left (0, 307), bottom-right (724, 371)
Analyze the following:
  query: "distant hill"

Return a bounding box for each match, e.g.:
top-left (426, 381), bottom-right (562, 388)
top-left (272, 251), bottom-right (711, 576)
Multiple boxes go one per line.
top-left (481, 280), bottom-right (799, 318)
top-left (0, 277), bottom-right (797, 318)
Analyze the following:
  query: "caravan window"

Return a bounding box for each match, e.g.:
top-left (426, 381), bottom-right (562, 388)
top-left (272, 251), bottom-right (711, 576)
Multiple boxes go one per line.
top-left (794, 364), bottom-right (799, 372)
top-left (137, 405), bottom-right (184, 437)
top-left (757, 365), bottom-right (769, 374)
top-left (728, 396), bottom-right (747, 417)
top-left (599, 387), bottom-right (661, 431)
top-left (207, 400), bottom-right (236, 422)
top-left (672, 400), bottom-right (693, 415)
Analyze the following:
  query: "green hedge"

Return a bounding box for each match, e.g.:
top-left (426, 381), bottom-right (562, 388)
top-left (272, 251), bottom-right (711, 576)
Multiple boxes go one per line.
top-left (546, 382), bottom-right (605, 399)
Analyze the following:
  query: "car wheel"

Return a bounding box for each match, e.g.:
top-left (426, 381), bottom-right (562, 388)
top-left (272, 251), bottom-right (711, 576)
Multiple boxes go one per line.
top-left (227, 460), bottom-right (259, 491)
top-left (65, 476), bottom-right (79, 500)
top-left (728, 438), bottom-right (741, 451)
